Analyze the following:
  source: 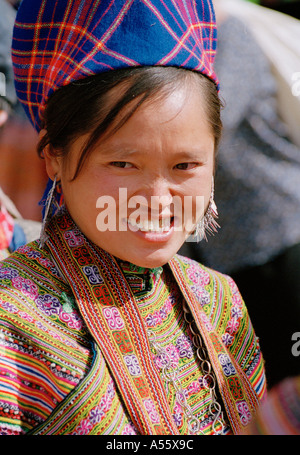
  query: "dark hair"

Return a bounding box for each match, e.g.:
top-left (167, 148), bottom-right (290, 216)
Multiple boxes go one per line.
top-left (37, 66), bottom-right (222, 180)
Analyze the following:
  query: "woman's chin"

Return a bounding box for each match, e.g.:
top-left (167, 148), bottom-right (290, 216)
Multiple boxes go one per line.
top-left (114, 244), bottom-right (184, 269)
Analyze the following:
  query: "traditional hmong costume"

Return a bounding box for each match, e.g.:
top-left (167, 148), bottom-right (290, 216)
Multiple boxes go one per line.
top-left (0, 208), bottom-right (266, 435)
top-left (0, 0), bottom-right (267, 435)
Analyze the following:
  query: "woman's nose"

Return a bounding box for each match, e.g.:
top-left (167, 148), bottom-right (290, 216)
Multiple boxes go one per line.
top-left (132, 176), bottom-right (174, 214)
top-left (144, 173), bottom-right (174, 196)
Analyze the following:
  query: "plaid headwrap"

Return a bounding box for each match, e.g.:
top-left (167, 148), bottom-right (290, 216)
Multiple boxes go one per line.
top-left (12, 0), bottom-right (218, 132)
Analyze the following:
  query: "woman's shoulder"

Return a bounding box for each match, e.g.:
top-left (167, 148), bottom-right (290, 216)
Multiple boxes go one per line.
top-left (0, 240), bottom-right (86, 337)
top-left (0, 240), bottom-right (64, 285)
top-left (174, 253), bottom-right (240, 293)
top-left (0, 241), bottom-right (97, 435)
top-left (173, 254), bottom-right (266, 401)
top-left (173, 253), bottom-right (247, 340)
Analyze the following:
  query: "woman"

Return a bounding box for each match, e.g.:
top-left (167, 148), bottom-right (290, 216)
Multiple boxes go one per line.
top-left (0, 0), bottom-right (266, 435)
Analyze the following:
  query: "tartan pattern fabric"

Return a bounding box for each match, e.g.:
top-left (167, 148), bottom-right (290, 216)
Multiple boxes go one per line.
top-left (12, 0), bottom-right (218, 131)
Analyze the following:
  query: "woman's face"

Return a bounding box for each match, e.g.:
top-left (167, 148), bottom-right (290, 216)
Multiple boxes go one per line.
top-left (45, 82), bottom-right (215, 268)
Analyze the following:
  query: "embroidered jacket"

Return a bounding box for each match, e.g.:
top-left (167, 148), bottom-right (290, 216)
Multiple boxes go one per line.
top-left (0, 209), bottom-right (266, 435)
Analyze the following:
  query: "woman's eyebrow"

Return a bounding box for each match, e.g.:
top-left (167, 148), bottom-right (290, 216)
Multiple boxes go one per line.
top-left (98, 147), bottom-right (141, 159)
top-left (99, 147), bottom-right (207, 159)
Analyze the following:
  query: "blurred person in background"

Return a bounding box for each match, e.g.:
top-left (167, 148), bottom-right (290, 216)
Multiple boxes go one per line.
top-left (0, 0), bottom-right (40, 259)
top-left (180, 0), bottom-right (300, 389)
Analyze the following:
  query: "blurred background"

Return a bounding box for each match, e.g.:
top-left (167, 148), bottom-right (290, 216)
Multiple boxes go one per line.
top-left (0, 0), bottom-right (47, 222)
top-left (0, 115), bottom-right (47, 222)
top-left (250, 0), bottom-right (300, 19)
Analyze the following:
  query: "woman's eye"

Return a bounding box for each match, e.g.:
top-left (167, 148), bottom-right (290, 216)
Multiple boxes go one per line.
top-left (175, 163), bottom-right (197, 170)
top-left (110, 161), bottom-right (133, 168)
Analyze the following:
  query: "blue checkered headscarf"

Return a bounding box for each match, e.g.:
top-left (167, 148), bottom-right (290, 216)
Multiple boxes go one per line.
top-left (12, 0), bottom-right (218, 132)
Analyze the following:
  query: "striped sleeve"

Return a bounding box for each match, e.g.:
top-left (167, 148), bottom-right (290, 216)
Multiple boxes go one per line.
top-left (173, 255), bottom-right (267, 402)
top-left (215, 273), bottom-right (267, 401)
top-left (242, 375), bottom-right (300, 435)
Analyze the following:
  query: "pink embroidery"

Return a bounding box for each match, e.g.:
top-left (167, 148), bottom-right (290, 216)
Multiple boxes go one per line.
top-left (232, 293), bottom-right (243, 307)
top-left (72, 380), bottom-right (116, 434)
top-left (11, 276), bottom-right (38, 299)
top-left (199, 312), bottom-right (213, 332)
top-left (102, 307), bottom-right (124, 330)
top-left (18, 311), bottom-right (34, 322)
top-left (226, 318), bottom-right (240, 335)
top-left (122, 423), bottom-right (137, 435)
top-left (221, 276), bottom-right (245, 344)
top-left (63, 230), bottom-right (84, 247)
top-left (145, 298), bottom-right (174, 328)
top-left (0, 204), bottom-right (14, 250)
top-left (154, 343), bottom-right (179, 369)
top-left (236, 401), bottom-right (252, 426)
top-left (60, 312), bottom-right (83, 331)
top-left (186, 264), bottom-right (210, 286)
top-left (73, 419), bottom-right (93, 435)
top-left (187, 380), bottom-right (201, 395)
top-left (143, 399), bottom-right (160, 424)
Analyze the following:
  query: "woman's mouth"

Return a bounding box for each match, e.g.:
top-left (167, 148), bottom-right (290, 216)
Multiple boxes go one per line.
top-left (126, 216), bottom-right (174, 232)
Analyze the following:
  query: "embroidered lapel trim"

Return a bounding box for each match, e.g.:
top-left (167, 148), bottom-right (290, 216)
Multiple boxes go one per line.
top-left (45, 210), bottom-right (178, 435)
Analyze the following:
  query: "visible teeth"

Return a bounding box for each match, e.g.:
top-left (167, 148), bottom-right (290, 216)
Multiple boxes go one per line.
top-left (152, 220), bottom-right (159, 231)
top-left (127, 218), bottom-right (171, 232)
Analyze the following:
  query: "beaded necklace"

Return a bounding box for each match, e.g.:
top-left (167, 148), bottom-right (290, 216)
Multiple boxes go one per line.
top-left (147, 298), bottom-right (226, 435)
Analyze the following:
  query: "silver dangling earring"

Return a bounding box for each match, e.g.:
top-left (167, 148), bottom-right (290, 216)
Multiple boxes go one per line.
top-left (39, 175), bottom-right (59, 248)
top-left (187, 178), bottom-right (220, 243)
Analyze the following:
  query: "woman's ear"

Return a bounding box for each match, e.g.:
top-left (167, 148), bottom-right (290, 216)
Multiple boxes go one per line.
top-left (39, 129), bottom-right (62, 180)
